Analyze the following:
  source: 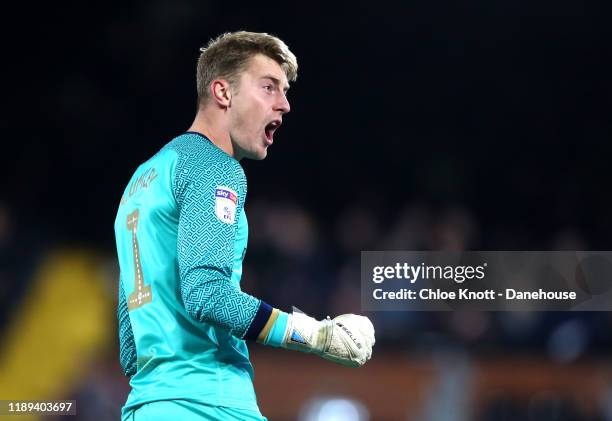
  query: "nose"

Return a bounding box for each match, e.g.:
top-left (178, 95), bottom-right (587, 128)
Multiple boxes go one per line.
top-left (276, 92), bottom-right (290, 114)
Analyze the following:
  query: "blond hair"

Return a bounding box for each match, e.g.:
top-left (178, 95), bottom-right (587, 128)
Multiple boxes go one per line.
top-left (196, 31), bottom-right (298, 105)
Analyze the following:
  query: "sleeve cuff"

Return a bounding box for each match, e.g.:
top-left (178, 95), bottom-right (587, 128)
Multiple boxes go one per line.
top-left (243, 300), bottom-right (273, 340)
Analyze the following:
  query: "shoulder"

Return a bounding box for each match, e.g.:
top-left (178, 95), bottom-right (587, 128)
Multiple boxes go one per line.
top-left (165, 132), bottom-right (245, 182)
top-left (165, 133), bottom-right (247, 204)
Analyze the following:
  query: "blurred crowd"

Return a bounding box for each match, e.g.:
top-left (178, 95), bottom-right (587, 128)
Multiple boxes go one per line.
top-left (240, 197), bottom-right (612, 357)
top-left (1, 197), bottom-right (612, 420)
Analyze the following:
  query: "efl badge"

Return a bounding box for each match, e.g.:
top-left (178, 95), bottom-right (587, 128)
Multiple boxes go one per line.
top-left (215, 186), bottom-right (238, 224)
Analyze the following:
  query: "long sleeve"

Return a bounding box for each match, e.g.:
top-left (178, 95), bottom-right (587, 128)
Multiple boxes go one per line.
top-left (173, 142), bottom-right (262, 338)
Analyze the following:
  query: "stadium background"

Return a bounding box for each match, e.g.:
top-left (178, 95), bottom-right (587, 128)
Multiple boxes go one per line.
top-left (2, 1), bottom-right (612, 419)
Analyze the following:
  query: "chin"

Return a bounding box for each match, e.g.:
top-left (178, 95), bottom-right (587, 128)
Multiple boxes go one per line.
top-left (244, 149), bottom-right (267, 161)
top-left (254, 145), bottom-right (269, 160)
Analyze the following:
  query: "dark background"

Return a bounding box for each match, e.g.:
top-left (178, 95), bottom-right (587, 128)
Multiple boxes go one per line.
top-left (5, 0), bottom-right (612, 247)
top-left (2, 1), bottom-right (612, 419)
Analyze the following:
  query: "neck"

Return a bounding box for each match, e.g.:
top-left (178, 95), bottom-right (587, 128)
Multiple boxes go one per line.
top-left (187, 106), bottom-right (236, 158)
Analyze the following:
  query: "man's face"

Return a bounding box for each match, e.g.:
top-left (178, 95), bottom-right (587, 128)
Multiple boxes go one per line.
top-left (228, 54), bottom-right (291, 160)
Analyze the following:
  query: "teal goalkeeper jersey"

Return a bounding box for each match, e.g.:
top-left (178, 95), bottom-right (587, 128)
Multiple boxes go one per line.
top-left (114, 132), bottom-right (263, 412)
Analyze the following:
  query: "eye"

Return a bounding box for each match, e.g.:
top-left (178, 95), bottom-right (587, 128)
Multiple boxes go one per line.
top-left (263, 84), bottom-right (275, 93)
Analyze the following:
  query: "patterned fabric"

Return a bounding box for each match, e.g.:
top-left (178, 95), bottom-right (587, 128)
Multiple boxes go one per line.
top-left (168, 134), bottom-right (261, 338)
top-left (115, 133), bottom-right (263, 412)
top-left (117, 279), bottom-right (137, 376)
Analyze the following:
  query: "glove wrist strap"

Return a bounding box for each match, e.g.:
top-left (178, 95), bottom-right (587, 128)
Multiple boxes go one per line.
top-left (282, 309), bottom-right (330, 354)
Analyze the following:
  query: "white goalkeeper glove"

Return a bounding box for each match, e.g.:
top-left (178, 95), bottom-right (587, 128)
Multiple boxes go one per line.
top-left (282, 308), bottom-right (375, 367)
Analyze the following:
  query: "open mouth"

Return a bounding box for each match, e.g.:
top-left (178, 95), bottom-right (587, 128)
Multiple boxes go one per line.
top-left (264, 120), bottom-right (281, 144)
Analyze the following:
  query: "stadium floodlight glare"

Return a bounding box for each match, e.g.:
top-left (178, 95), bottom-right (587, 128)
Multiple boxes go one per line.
top-left (299, 396), bottom-right (370, 421)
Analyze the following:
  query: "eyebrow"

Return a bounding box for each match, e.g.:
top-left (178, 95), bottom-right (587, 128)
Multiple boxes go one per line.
top-left (261, 75), bottom-right (290, 93)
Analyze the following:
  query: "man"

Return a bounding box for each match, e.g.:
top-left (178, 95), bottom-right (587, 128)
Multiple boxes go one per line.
top-left (115, 31), bottom-right (375, 420)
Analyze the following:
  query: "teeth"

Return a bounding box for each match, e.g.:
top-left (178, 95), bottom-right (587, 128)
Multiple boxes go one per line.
top-left (266, 121), bottom-right (281, 134)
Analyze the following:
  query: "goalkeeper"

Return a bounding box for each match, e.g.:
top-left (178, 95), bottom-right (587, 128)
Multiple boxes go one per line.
top-left (114, 31), bottom-right (375, 421)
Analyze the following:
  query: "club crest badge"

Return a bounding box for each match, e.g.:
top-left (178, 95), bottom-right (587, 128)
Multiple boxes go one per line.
top-left (215, 186), bottom-right (238, 224)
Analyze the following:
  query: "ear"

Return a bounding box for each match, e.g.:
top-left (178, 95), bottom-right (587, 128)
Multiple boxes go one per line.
top-left (210, 79), bottom-right (232, 108)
